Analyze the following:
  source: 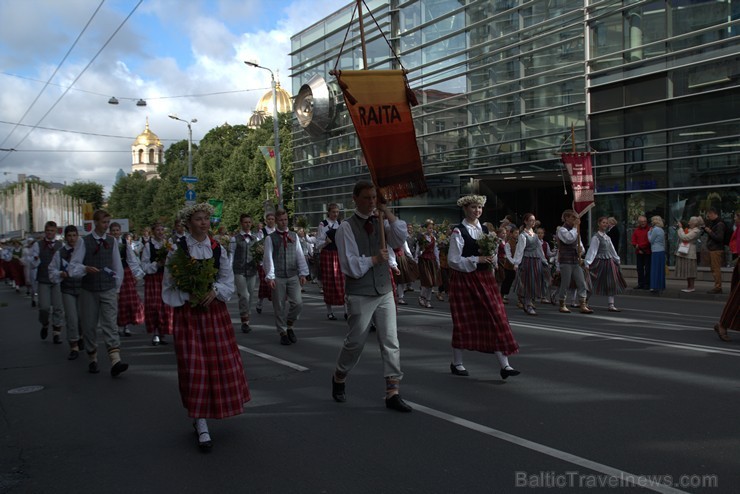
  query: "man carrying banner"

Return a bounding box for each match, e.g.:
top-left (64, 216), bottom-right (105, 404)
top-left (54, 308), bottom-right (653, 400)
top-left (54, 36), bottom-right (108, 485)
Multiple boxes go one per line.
top-left (556, 210), bottom-right (594, 314)
top-left (331, 180), bottom-right (412, 413)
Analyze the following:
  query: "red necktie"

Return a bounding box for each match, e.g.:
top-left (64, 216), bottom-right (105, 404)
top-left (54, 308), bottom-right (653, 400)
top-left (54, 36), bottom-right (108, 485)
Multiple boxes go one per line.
top-left (94, 238), bottom-right (107, 254)
top-left (279, 231), bottom-right (289, 248)
top-left (364, 218), bottom-right (374, 235)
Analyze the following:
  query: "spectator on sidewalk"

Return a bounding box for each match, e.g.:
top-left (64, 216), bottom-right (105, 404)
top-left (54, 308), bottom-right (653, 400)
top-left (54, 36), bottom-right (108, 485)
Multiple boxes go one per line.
top-left (729, 210), bottom-right (740, 261)
top-left (675, 217), bottom-right (703, 293)
top-left (648, 216), bottom-right (666, 293)
top-left (631, 215), bottom-right (651, 289)
top-left (703, 208), bottom-right (726, 294)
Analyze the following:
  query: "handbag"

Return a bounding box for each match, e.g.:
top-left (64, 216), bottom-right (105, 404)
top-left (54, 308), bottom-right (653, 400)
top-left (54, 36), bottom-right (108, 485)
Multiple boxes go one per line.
top-left (677, 242), bottom-right (690, 255)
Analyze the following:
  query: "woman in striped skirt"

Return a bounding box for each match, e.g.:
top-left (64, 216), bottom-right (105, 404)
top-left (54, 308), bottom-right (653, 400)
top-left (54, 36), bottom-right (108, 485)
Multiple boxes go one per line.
top-left (163, 203), bottom-right (250, 452)
top-left (584, 217), bottom-right (626, 312)
top-left (141, 222), bottom-right (174, 345)
top-left (109, 223), bottom-right (145, 336)
top-left (447, 195), bottom-right (520, 379)
top-left (415, 219), bottom-right (441, 308)
top-left (512, 213), bottom-right (549, 315)
top-left (317, 204), bottom-right (346, 320)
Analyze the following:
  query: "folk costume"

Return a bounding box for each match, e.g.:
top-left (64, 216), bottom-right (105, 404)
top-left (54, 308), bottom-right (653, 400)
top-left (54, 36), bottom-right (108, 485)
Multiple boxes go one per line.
top-left (556, 221), bottom-right (593, 314)
top-left (263, 227), bottom-right (309, 345)
top-left (115, 236), bottom-right (145, 335)
top-left (141, 237), bottom-right (174, 345)
top-left (230, 229), bottom-right (259, 333)
top-left (714, 261), bottom-right (739, 342)
top-left (415, 232), bottom-right (441, 308)
top-left (49, 241), bottom-right (83, 359)
top-left (255, 225), bottom-right (276, 312)
top-left (392, 240), bottom-right (417, 305)
top-left (317, 218), bottom-right (346, 320)
top-left (512, 229), bottom-right (549, 315)
top-left (584, 231), bottom-right (626, 311)
top-left (30, 237), bottom-right (65, 342)
top-left (68, 229), bottom-right (128, 376)
top-left (447, 195), bottom-right (520, 379)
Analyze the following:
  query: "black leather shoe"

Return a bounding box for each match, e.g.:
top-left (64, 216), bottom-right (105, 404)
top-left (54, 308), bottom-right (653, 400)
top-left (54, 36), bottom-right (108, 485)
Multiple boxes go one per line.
top-left (53, 334), bottom-right (62, 344)
top-left (385, 394), bottom-right (412, 412)
top-left (192, 423), bottom-right (213, 452)
top-left (67, 350), bottom-right (79, 361)
top-left (287, 329), bottom-right (297, 343)
top-left (111, 361), bottom-right (129, 377)
top-left (280, 333), bottom-right (291, 345)
top-left (40, 326), bottom-right (49, 340)
top-left (500, 367), bottom-right (521, 380)
top-left (88, 361), bottom-right (100, 374)
top-left (327, 313), bottom-right (337, 320)
top-left (450, 363), bottom-right (469, 376)
top-left (332, 377), bottom-right (346, 403)
top-left (344, 312), bottom-right (348, 320)
top-left (241, 322), bottom-right (251, 333)
top-left (255, 305), bottom-right (262, 314)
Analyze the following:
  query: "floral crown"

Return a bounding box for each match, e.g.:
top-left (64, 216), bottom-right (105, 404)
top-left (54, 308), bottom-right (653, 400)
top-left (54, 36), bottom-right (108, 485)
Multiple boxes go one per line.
top-left (178, 202), bottom-right (215, 223)
top-left (456, 194), bottom-right (487, 207)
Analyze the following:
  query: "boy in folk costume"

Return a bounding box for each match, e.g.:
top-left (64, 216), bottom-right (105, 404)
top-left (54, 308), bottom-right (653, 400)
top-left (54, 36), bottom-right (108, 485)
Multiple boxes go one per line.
top-left (255, 212), bottom-right (277, 314)
top-left (229, 214), bottom-right (260, 333)
top-left (109, 223), bottom-right (145, 337)
top-left (415, 219), bottom-right (441, 308)
top-left (263, 210), bottom-right (309, 346)
top-left (447, 195), bottom-right (520, 379)
top-left (49, 225), bottom-right (84, 360)
top-left (556, 209), bottom-right (594, 314)
top-left (140, 222), bottom-right (174, 345)
top-left (317, 203), bottom-right (347, 320)
top-left (162, 202), bottom-right (250, 452)
top-left (68, 209), bottom-right (129, 377)
top-left (30, 221), bottom-right (65, 343)
top-left (331, 181), bottom-right (412, 413)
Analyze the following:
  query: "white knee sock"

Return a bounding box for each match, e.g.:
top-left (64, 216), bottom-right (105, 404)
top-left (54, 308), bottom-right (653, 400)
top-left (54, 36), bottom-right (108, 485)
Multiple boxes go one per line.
top-left (495, 351), bottom-right (512, 369)
top-left (452, 348), bottom-right (464, 366)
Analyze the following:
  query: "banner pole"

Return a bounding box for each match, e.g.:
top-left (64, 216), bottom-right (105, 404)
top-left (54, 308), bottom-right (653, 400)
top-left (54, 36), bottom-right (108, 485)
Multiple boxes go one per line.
top-left (377, 210), bottom-right (386, 251)
top-left (357, 0), bottom-right (368, 69)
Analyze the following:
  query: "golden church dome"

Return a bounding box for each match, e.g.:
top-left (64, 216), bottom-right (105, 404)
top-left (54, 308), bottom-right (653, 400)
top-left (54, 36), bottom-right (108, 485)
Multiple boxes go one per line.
top-left (133, 117), bottom-right (162, 147)
top-left (248, 110), bottom-right (267, 129)
top-left (255, 82), bottom-right (293, 115)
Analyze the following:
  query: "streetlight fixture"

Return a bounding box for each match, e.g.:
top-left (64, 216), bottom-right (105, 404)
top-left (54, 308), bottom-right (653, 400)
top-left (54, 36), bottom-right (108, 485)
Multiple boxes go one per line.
top-left (108, 96), bottom-right (147, 106)
top-left (168, 114), bottom-right (198, 177)
top-left (244, 60), bottom-right (283, 208)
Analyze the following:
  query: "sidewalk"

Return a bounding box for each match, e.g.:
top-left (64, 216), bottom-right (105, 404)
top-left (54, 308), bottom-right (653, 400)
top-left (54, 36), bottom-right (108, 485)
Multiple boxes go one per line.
top-left (620, 272), bottom-right (729, 302)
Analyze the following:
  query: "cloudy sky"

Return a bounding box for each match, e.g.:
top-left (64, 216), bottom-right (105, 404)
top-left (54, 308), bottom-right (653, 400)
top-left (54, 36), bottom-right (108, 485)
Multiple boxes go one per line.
top-left (0, 0), bottom-right (350, 193)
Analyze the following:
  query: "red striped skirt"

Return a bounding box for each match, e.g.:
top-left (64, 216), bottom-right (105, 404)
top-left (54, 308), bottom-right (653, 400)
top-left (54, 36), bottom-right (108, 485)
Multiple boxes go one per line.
top-left (394, 255), bottom-right (418, 285)
top-left (588, 258), bottom-right (626, 296)
top-left (172, 300), bottom-right (250, 419)
top-left (144, 272), bottom-right (173, 334)
top-left (258, 266), bottom-right (272, 300)
top-left (320, 249), bottom-right (345, 306)
top-left (8, 259), bottom-right (25, 286)
top-left (449, 269), bottom-right (519, 355)
top-left (117, 266), bottom-right (145, 326)
top-left (513, 257), bottom-right (549, 299)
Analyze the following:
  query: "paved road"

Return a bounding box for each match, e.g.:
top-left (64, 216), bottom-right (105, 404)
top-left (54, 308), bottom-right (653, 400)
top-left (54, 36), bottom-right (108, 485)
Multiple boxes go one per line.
top-left (1, 279), bottom-right (737, 493)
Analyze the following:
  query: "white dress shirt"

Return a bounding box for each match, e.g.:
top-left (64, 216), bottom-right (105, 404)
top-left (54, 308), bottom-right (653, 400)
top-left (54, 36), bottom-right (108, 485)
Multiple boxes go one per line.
top-left (448, 219), bottom-right (491, 273)
top-left (262, 229), bottom-right (309, 280)
top-left (335, 213), bottom-right (407, 279)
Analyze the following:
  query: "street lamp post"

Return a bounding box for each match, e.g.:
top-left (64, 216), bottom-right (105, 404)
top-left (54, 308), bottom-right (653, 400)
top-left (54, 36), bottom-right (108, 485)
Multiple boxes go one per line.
top-left (244, 61), bottom-right (283, 209)
top-left (168, 114), bottom-right (197, 176)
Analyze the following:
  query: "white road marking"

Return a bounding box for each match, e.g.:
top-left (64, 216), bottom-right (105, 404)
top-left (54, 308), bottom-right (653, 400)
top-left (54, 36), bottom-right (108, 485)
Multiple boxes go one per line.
top-left (237, 345), bottom-right (310, 372)
top-left (408, 401), bottom-right (691, 494)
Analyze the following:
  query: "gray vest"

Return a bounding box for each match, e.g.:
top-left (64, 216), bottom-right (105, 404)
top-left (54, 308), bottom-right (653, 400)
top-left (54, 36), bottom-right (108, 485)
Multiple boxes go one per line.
top-left (269, 231), bottom-right (299, 279)
top-left (232, 233), bottom-right (256, 276)
top-left (558, 226), bottom-right (580, 265)
top-left (37, 240), bottom-right (62, 284)
top-left (59, 247), bottom-right (82, 295)
top-left (81, 235), bottom-right (116, 292)
top-left (344, 215), bottom-right (391, 296)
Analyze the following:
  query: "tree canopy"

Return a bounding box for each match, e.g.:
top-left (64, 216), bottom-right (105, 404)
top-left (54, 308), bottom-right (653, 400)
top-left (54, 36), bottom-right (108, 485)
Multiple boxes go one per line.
top-left (62, 181), bottom-right (104, 209)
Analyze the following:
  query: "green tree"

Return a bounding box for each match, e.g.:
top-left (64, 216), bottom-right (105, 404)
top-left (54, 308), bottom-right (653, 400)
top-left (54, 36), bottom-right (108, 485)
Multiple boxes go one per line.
top-left (62, 181), bottom-right (104, 209)
top-left (108, 172), bottom-right (159, 231)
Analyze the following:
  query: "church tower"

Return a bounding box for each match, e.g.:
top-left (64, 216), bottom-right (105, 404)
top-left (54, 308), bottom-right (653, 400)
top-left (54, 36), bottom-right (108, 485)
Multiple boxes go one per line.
top-left (131, 117), bottom-right (163, 179)
top-left (247, 80), bottom-right (292, 129)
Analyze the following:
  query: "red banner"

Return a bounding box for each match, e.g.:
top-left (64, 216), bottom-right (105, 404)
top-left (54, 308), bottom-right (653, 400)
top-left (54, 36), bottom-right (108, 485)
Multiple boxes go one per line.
top-left (334, 70), bottom-right (427, 201)
top-left (561, 152), bottom-right (595, 217)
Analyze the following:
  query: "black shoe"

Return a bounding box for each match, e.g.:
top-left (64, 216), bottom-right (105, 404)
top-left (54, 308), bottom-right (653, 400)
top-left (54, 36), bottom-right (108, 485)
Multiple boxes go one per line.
top-left (78, 339), bottom-right (85, 352)
top-left (332, 377), bottom-right (346, 403)
top-left (256, 305), bottom-right (262, 314)
top-left (192, 423), bottom-right (213, 452)
top-left (287, 328), bottom-right (297, 343)
top-left (31, 300), bottom-right (36, 308)
top-left (385, 394), bottom-right (413, 413)
top-left (280, 333), bottom-right (291, 345)
top-left (53, 334), bottom-right (62, 344)
top-left (152, 335), bottom-right (160, 346)
top-left (111, 361), bottom-right (129, 377)
top-left (327, 313), bottom-right (337, 320)
top-left (369, 324), bottom-right (376, 332)
top-left (123, 327), bottom-right (132, 337)
top-left (67, 350), bottom-right (79, 361)
top-left (158, 338), bottom-right (168, 345)
top-left (500, 367), bottom-right (520, 380)
top-left (88, 361), bottom-right (100, 374)
top-left (40, 326), bottom-right (49, 340)
top-left (241, 322), bottom-right (251, 333)
top-left (344, 312), bottom-right (348, 320)
top-left (450, 363), bottom-right (469, 376)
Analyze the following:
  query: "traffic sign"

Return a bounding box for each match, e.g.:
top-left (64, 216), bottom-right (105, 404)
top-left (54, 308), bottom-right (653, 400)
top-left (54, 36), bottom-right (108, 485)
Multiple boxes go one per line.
top-left (181, 176), bottom-right (198, 183)
top-left (185, 189), bottom-right (196, 201)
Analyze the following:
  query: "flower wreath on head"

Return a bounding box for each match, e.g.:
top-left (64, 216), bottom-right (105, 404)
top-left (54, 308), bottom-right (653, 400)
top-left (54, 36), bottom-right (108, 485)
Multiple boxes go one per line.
top-left (178, 202), bottom-right (215, 224)
top-left (456, 194), bottom-right (487, 208)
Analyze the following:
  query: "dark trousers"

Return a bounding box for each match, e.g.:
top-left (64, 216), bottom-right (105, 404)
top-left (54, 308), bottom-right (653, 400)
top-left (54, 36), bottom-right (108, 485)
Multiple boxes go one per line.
top-left (500, 269), bottom-right (516, 295)
top-left (636, 252), bottom-right (651, 288)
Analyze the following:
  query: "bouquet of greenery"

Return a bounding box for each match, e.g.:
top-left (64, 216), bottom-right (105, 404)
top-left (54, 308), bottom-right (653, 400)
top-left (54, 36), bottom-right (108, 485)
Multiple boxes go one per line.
top-left (477, 232), bottom-right (502, 267)
top-left (167, 248), bottom-right (219, 308)
top-left (154, 239), bottom-right (173, 264)
top-left (249, 238), bottom-right (265, 266)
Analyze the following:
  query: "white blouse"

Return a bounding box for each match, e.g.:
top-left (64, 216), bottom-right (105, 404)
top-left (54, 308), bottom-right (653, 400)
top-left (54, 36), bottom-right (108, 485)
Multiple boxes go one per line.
top-left (448, 219), bottom-right (494, 273)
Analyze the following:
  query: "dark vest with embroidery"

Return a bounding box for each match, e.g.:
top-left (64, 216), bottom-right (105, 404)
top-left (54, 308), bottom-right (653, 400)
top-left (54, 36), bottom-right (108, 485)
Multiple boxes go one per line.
top-left (345, 215), bottom-right (391, 296)
top-left (269, 231), bottom-right (299, 278)
top-left (37, 240), bottom-right (63, 284)
top-left (149, 241), bottom-right (166, 273)
top-left (81, 235), bottom-right (116, 292)
top-left (59, 247), bottom-right (82, 295)
top-left (458, 223), bottom-right (490, 272)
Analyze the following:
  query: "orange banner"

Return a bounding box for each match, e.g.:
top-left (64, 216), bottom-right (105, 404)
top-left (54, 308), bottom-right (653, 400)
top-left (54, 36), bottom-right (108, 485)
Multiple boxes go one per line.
top-left (334, 70), bottom-right (427, 201)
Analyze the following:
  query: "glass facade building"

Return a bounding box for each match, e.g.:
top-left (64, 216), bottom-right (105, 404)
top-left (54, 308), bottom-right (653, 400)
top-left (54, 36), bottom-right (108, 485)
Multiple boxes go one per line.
top-left (290, 0), bottom-right (739, 264)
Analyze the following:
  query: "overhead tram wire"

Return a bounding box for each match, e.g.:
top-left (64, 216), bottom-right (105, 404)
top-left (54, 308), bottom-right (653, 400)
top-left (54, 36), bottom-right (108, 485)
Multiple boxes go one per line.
top-left (0, 120), bottom-right (180, 142)
top-left (0, 0), bottom-right (105, 150)
top-left (0, 0), bottom-right (143, 166)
